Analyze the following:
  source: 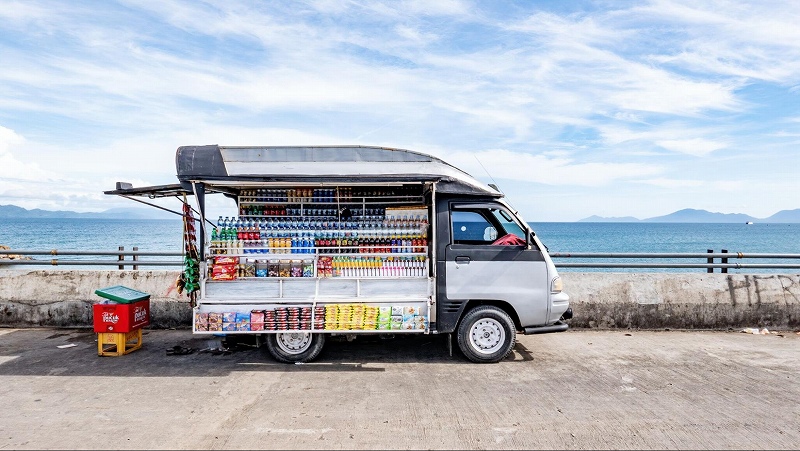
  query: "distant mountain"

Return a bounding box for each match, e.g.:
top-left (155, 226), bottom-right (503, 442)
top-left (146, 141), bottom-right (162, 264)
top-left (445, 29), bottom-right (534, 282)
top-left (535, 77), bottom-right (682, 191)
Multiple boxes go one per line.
top-left (0, 204), bottom-right (180, 220)
top-left (764, 209), bottom-right (800, 223)
top-left (642, 208), bottom-right (758, 223)
top-left (580, 208), bottom-right (800, 223)
top-left (578, 215), bottom-right (640, 223)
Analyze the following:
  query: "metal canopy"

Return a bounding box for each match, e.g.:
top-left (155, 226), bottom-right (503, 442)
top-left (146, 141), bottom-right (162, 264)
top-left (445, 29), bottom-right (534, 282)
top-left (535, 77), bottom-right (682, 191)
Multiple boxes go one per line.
top-left (103, 183), bottom-right (191, 198)
top-left (175, 145), bottom-right (502, 197)
top-left (104, 145), bottom-right (502, 198)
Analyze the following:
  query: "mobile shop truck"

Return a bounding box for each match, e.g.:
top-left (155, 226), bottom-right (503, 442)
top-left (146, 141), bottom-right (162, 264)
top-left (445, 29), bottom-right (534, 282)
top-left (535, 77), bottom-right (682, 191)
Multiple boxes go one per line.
top-left (107, 145), bottom-right (572, 363)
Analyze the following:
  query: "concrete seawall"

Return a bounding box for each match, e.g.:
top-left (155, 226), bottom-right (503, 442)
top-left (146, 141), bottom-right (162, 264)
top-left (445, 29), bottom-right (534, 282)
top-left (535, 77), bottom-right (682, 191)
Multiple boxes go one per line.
top-left (1, 270), bottom-right (798, 329)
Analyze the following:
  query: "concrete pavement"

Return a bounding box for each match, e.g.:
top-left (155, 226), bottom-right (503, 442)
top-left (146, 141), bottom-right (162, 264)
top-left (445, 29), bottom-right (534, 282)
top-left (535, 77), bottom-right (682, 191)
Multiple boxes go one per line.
top-left (0, 327), bottom-right (798, 450)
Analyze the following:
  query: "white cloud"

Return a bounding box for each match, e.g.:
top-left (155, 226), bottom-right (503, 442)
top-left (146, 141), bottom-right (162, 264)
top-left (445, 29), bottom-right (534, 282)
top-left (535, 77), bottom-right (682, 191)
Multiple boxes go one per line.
top-left (0, 1), bottom-right (51, 22)
top-left (0, 126), bottom-right (57, 182)
top-left (637, 178), bottom-right (704, 188)
top-left (447, 148), bottom-right (662, 187)
top-left (599, 124), bottom-right (729, 156)
top-left (710, 180), bottom-right (745, 191)
top-left (634, 0), bottom-right (800, 82)
top-left (655, 138), bottom-right (727, 156)
top-left (402, 0), bottom-right (470, 16)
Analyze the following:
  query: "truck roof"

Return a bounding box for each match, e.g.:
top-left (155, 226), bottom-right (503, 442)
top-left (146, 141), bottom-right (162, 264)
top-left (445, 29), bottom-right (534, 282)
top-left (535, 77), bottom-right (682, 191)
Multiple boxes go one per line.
top-left (105, 145), bottom-right (502, 198)
top-left (176, 145), bottom-right (501, 197)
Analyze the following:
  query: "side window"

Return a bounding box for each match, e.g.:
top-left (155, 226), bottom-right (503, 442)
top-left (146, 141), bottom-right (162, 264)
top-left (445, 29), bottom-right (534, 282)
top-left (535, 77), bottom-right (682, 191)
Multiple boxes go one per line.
top-left (452, 211), bottom-right (496, 244)
top-left (488, 209), bottom-right (525, 240)
top-left (451, 205), bottom-right (531, 247)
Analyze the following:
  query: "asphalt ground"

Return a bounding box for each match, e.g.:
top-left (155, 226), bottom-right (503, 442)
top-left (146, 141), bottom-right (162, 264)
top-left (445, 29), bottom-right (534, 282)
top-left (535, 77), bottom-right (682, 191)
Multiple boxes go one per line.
top-left (0, 327), bottom-right (798, 450)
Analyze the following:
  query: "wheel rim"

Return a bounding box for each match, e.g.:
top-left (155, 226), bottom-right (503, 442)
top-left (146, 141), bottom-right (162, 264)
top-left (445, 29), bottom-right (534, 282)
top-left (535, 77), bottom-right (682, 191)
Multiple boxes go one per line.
top-left (468, 318), bottom-right (506, 355)
top-left (275, 332), bottom-right (313, 355)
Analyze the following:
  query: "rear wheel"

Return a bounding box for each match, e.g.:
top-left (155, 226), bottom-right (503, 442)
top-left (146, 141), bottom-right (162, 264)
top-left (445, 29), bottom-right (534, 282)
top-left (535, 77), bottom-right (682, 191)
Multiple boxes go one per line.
top-left (457, 306), bottom-right (516, 363)
top-left (264, 332), bottom-right (326, 363)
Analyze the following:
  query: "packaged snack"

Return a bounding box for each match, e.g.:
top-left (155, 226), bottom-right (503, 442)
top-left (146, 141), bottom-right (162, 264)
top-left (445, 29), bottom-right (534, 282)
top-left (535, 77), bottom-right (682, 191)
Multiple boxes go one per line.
top-left (208, 312), bottom-right (222, 324)
top-left (250, 310), bottom-right (265, 324)
top-left (390, 315), bottom-right (403, 330)
top-left (222, 322), bottom-right (237, 331)
top-left (236, 312), bottom-right (250, 322)
top-left (268, 260), bottom-right (279, 277)
top-left (403, 306), bottom-right (418, 316)
top-left (255, 260), bottom-right (268, 277)
top-left (290, 260), bottom-right (303, 277)
top-left (391, 306), bottom-right (404, 316)
top-left (236, 312), bottom-right (250, 331)
top-left (302, 261), bottom-right (314, 277)
top-left (195, 312), bottom-right (209, 325)
top-left (243, 260), bottom-right (256, 277)
top-left (279, 260), bottom-right (291, 277)
top-left (211, 264), bottom-right (237, 280)
top-left (214, 256), bottom-right (239, 266)
top-left (401, 320), bottom-right (415, 330)
top-left (207, 322), bottom-right (222, 332)
top-left (223, 312), bottom-right (237, 323)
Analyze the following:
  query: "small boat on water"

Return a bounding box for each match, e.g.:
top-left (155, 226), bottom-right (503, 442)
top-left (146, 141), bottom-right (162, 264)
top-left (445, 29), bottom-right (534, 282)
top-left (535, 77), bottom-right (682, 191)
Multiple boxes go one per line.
top-left (746, 221), bottom-right (754, 225)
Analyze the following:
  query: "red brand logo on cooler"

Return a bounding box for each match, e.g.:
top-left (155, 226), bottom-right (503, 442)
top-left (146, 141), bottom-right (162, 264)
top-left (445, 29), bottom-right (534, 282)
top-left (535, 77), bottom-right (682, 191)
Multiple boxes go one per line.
top-left (102, 312), bottom-right (120, 324)
top-left (133, 306), bottom-right (147, 323)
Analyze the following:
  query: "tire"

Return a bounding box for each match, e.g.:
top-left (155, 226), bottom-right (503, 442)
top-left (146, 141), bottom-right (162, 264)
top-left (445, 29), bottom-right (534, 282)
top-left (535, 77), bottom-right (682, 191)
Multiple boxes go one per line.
top-left (456, 306), bottom-right (516, 363)
top-left (264, 332), bottom-right (326, 363)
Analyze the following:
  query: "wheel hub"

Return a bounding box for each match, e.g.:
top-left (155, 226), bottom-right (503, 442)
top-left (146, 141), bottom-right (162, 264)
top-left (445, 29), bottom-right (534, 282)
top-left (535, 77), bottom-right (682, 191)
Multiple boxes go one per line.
top-left (276, 332), bottom-right (312, 354)
top-left (469, 318), bottom-right (505, 354)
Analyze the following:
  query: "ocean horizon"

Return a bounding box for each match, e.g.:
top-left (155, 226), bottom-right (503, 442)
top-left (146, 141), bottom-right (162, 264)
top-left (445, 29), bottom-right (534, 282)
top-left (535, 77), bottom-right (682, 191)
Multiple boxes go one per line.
top-left (1, 218), bottom-right (798, 273)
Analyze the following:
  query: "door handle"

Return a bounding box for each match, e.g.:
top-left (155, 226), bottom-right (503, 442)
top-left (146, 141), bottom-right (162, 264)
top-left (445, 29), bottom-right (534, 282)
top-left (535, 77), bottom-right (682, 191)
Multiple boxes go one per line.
top-left (455, 256), bottom-right (470, 264)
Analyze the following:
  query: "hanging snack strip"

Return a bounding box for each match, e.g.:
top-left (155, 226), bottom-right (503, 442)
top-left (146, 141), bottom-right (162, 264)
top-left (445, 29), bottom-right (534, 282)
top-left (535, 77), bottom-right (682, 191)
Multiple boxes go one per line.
top-left (178, 196), bottom-right (200, 304)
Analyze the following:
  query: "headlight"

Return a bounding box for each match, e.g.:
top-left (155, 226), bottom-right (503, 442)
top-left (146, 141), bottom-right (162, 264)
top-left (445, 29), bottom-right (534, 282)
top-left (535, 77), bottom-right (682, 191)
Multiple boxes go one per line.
top-left (551, 276), bottom-right (563, 293)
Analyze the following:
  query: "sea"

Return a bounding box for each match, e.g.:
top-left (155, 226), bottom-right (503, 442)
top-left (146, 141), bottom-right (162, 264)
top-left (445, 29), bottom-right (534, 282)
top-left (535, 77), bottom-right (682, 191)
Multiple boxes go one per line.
top-left (0, 218), bottom-right (798, 273)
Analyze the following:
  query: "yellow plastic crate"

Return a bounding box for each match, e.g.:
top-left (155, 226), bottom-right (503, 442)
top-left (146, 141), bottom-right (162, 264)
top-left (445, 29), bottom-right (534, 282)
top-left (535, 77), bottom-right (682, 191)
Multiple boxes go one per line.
top-left (97, 329), bottom-right (143, 356)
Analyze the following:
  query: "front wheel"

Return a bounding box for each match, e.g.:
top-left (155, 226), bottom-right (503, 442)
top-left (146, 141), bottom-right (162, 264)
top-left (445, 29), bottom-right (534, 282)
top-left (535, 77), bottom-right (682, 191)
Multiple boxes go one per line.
top-left (456, 306), bottom-right (516, 363)
top-left (264, 332), bottom-right (326, 363)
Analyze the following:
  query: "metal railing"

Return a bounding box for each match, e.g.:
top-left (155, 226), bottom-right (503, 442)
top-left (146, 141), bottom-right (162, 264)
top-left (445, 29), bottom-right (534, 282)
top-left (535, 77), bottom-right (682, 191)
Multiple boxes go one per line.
top-left (2, 248), bottom-right (800, 272)
top-left (549, 249), bottom-right (800, 272)
top-left (0, 247), bottom-right (183, 269)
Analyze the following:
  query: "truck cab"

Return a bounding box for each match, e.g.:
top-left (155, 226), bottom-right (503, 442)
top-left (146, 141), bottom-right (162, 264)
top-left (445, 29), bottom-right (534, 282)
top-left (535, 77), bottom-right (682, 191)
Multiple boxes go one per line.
top-left (106, 145), bottom-right (571, 363)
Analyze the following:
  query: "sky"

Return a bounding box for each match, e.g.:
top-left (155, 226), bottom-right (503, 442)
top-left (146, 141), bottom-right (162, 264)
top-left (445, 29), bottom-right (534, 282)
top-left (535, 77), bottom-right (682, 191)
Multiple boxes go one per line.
top-left (0, 0), bottom-right (799, 222)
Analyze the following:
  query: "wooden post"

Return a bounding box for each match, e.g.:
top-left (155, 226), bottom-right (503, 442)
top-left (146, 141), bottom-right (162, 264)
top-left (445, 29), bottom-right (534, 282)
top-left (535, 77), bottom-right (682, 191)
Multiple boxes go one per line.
top-left (133, 246), bottom-right (139, 271)
top-left (707, 249), bottom-right (714, 273)
top-left (118, 246), bottom-right (124, 270)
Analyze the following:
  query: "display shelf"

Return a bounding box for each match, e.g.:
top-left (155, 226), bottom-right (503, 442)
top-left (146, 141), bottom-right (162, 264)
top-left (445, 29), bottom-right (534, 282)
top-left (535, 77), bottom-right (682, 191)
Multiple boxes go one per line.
top-left (201, 277), bottom-right (432, 302)
top-left (238, 196), bottom-right (424, 204)
top-left (191, 328), bottom-right (426, 335)
top-left (236, 184), bottom-right (426, 221)
top-left (208, 248), bottom-right (427, 257)
top-left (199, 184), bottom-right (433, 329)
top-left (193, 299), bottom-right (430, 334)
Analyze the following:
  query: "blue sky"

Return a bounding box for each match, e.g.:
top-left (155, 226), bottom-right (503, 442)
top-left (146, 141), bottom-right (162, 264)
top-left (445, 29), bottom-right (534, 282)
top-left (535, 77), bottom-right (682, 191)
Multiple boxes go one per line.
top-left (0, 0), bottom-right (798, 222)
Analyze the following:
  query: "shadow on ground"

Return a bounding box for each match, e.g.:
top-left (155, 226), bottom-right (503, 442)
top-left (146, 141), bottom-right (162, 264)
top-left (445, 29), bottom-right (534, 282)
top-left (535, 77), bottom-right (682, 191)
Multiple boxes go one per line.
top-left (0, 328), bottom-right (537, 377)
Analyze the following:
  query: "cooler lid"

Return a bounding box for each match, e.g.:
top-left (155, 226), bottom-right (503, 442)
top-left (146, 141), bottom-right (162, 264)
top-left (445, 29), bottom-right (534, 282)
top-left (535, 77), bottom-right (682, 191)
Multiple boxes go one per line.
top-left (94, 285), bottom-right (151, 304)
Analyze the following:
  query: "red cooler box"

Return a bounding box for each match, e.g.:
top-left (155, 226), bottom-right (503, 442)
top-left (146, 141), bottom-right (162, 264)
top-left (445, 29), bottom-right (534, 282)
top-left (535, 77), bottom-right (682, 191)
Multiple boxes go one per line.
top-left (93, 285), bottom-right (151, 333)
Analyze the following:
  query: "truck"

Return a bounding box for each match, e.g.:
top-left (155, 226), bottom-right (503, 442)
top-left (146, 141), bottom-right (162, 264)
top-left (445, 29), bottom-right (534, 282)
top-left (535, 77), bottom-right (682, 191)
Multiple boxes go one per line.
top-left (106, 145), bottom-right (572, 363)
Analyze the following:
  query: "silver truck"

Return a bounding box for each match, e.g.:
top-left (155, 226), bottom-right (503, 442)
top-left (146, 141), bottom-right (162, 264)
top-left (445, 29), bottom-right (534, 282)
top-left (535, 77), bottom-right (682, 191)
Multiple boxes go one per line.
top-left (107, 145), bottom-right (571, 363)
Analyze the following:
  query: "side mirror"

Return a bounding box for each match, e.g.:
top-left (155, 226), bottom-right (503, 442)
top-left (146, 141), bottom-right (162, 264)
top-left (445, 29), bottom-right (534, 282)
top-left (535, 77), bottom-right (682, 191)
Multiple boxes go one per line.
top-left (483, 226), bottom-right (498, 241)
